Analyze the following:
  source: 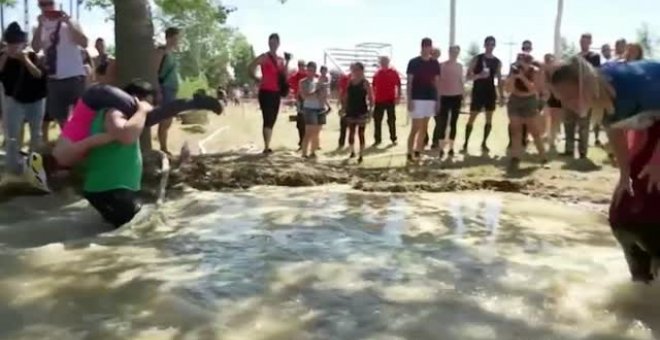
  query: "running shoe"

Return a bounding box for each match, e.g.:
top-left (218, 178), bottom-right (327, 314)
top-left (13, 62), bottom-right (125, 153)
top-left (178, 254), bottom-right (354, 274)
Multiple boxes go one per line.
top-left (192, 91), bottom-right (224, 115)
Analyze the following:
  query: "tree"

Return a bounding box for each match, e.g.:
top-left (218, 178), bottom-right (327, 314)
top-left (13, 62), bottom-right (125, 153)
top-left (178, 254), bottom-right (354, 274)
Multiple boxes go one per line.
top-left (637, 23), bottom-right (658, 59)
top-left (554, 0), bottom-right (563, 59)
top-left (229, 33), bottom-right (256, 86)
top-left (463, 41), bottom-right (480, 65)
top-left (0, 0), bottom-right (17, 34)
top-left (560, 36), bottom-right (577, 60)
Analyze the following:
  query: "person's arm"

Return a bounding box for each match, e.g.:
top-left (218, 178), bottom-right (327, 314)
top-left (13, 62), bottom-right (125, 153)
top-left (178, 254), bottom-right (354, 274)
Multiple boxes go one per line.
top-left (20, 53), bottom-right (43, 78)
top-left (395, 72), bottom-right (402, 103)
top-left (496, 61), bottom-right (504, 104)
top-left (31, 17), bottom-right (44, 52)
top-left (104, 101), bottom-right (152, 144)
top-left (365, 80), bottom-right (374, 111)
top-left (516, 70), bottom-right (536, 93)
top-left (63, 17), bottom-right (88, 48)
top-left (248, 54), bottom-right (264, 82)
top-left (0, 52), bottom-right (9, 72)
top-left (299, 79), bottom-right (313, 100)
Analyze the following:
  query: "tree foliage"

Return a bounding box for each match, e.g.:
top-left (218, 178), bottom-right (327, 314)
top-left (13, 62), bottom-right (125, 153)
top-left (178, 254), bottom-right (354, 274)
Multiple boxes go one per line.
top-left (560, 36), bottom-right (577, 60)
top-left (463, 41), bottom-right (480, 65)
top-left (229, 33), bottom-right (256, 86)
top-left (637, 23), bottom-right (658, 59)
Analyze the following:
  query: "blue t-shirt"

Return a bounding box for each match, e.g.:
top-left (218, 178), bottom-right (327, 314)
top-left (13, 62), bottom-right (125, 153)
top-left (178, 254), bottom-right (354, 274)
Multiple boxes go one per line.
top-left (601, 60), bottom-right (660, 129)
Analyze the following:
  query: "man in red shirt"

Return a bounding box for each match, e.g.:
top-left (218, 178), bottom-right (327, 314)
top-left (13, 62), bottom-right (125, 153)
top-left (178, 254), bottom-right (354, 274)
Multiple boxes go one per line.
top-left (337, 66), bottom-right (353, 148)
top-left (372, 56), bottom-right (402, 145)
top-left (288, 60), bottom-right (307, 149)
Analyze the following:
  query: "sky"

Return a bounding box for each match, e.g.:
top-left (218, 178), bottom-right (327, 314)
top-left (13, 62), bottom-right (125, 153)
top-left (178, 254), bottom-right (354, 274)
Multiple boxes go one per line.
top-left (2, 0), bottom-right (658, 70)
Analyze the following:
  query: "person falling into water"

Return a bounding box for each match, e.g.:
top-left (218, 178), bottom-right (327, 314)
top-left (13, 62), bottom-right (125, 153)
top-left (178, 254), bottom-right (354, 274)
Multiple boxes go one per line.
top-left (464, 36), bottom-right (504, 154)
top-left (550, 56), bottom-right (660, 283)
top-left (343, 62), bottom-right (374, 164)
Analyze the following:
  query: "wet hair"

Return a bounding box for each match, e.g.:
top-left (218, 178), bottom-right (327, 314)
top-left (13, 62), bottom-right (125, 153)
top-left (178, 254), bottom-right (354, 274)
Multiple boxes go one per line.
top-left (268, 33), bottom-right (280, 42)
top-left (625, 43), bottom-right (644, 61)
top-left (353, 62), bottom-right (365, 71)
top-left (484, 36), bottom-right (496, 45)
top-left (550, 56), bottom-right (604, 106)
top-left (165, 27), bottom-right (180, 39)
top-left (123, 79), bottom-right (155, 101)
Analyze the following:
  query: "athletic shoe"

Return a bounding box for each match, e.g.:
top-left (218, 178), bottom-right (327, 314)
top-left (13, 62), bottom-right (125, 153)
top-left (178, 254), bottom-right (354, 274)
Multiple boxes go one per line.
top-left (357, 156), bottom-right (363, 164)
top-left (25, 152), bottom-right (50, 193)
top-left (448, 149), bottom-right (455, 157)
top-left (192, 92), bottom-right (224, 115)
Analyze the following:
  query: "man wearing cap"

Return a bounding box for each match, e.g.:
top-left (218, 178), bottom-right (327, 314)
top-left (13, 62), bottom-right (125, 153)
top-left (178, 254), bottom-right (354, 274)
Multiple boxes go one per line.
top-left (405, 37), bottom-right (441, 161)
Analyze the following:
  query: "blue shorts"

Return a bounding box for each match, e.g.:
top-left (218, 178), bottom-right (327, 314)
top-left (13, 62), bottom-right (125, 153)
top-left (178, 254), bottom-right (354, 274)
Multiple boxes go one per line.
top-left (303, 108), bottom-right (326, 125)
top-left (161, 86), bottom-right (178, 105)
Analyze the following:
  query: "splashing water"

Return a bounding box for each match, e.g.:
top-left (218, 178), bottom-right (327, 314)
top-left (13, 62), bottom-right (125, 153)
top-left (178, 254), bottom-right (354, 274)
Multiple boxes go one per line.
top-left (0, 185), bottom-right (658, 340)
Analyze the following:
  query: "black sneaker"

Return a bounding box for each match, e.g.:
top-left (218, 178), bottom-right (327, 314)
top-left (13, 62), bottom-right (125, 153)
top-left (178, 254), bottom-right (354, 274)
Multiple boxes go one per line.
top-left (357, 156), bottom-right (363, 164)
top-left (448, 149), bottom-right (455, 157)
top-left (407, 154), bottom-right (414, 162)
top-left (373, 141), bottom-right (382, 146)
top-left (349, 152), bottom-right (356, 159)
top-left (595, 140), bottom-right (602, 147)
top-left (439, 150), bottom-right (445, 159)
top-left (193, 92), bottom-right (224, 115)
top-left (481, 143), bottom-right (490, 153)
top-left (310, 153), bottom-right (317, 159)
top-left (391, 139), bottom-right (398, 146)
top-left (263, 148), bottom-right (273, 155)
top-left (561, 151), bottom-right (573, 158)
top-left (414, 151), bottom-right (421, 159)
top-left (579, 153), bottom-right (587, 160)
top-left (510, 157), bottom-right (521, 168)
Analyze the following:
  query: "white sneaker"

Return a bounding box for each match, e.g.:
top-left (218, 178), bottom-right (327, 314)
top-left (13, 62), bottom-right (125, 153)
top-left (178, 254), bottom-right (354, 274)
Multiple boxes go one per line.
top-left (24, 152), bottom-right (50, 193)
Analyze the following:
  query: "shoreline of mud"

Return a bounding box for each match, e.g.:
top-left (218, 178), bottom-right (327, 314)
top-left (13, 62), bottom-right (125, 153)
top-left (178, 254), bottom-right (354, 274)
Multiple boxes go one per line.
top-left (0, 151), bottom-right (617, 213)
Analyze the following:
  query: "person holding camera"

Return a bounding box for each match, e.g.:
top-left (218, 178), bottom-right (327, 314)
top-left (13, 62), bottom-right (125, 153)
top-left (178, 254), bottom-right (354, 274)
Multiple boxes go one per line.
top-left (32, 0), bottom-right (88, 129)
top-left (0, 22), bottom-right (47, 179)
top-left (505, 53), bottom-right (546, 167)
top-left (249, 33), bottom-right (291, 154)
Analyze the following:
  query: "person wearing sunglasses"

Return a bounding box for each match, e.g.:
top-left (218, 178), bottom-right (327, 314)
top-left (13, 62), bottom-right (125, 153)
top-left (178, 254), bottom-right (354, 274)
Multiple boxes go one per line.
top-left (31, 0), bottom-right (88, 130)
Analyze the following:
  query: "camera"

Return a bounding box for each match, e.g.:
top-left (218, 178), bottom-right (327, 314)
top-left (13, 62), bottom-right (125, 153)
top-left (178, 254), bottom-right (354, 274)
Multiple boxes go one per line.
top-left (284, 52), bottom-right (292, 61)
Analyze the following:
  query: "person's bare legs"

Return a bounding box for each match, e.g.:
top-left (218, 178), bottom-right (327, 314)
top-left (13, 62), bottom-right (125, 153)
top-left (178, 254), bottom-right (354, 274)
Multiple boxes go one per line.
top-left (482, 111), bottom-right (494, 152)
top-left (415, 117), bottom-right (430, 154)
top-left (158, 118), bottom-right (173, 154)
top-left (407, 119), bottom-right (420, 156)
top-left (310, 126), bottom-right (320, 156)
top-left (547, 107), bottom-right (562, 151)
top-left (302, 125), bottom-right (313, 157)
top-left (528, 116), bottom-right (547, 162)
top-left (509, 115), bottom-right (524, 163)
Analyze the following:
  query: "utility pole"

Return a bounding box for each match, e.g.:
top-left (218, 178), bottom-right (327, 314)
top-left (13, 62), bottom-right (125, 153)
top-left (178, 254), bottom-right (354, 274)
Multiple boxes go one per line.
top-left (24, 0), bottom-right (29, 33)
top-left (449, 0), bottom-right (456, 47)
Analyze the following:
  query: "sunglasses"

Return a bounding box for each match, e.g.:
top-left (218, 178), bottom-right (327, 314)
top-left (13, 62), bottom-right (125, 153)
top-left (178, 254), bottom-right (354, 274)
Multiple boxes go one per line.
top-left (38, 1), bottom-right (54, 7)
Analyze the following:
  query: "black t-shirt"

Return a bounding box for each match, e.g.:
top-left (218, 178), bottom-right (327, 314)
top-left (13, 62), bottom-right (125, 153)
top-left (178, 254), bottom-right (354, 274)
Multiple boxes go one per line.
top-left (473, 54), bottom-right (501, 89)
top-left (580, 51), bottom-right (601, 68)
top-left (406, 56), bottom-right (441, 100)
top-left (0, 52), bottom-right (47, 103)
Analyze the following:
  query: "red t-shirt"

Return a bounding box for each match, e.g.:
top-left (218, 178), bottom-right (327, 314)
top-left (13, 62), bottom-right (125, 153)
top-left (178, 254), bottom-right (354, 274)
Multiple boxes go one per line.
top-left (288, 70), bottom-right (306, 97)
top-left (373, 68), bottom-right (401, 103)
top-left (338, 73), bottom-right (350, 97)
top-left (260, 53), bottom-right (284, 92)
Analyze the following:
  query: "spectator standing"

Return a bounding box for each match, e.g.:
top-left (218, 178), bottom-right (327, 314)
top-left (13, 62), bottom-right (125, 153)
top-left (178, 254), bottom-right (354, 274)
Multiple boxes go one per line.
top-left (31, 0), bottom-right (88, 129)
top-left (155, 27), bottom-right (182, 155)
top-left (372, 56), bottom-right (401, 146)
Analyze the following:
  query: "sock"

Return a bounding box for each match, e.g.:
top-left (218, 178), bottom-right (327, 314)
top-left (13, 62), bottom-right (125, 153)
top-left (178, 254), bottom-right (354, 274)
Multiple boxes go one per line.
top-left (483, 123), bottom-right (492, 145)
top-left (464, 124), bottom-right (473, 148)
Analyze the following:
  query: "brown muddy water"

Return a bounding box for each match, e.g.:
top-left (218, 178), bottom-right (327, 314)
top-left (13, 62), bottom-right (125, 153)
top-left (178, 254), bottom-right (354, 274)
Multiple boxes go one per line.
top-left (0, 185), bottom-right (658, 340)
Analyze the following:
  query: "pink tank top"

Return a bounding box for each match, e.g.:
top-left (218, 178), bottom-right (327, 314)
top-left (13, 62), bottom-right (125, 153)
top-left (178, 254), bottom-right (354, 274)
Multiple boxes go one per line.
top-left (60, 99), bottom-right (96, 142)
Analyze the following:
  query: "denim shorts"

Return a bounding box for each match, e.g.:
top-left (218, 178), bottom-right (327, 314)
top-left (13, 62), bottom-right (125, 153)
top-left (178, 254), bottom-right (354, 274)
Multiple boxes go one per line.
top-left (303, 108), bottom-right (326, 125)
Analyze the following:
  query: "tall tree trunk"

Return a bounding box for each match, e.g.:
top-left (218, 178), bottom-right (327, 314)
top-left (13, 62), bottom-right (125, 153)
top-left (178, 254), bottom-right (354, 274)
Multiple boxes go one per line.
top-left (554, 0), bottom-right (563, 59)
top-left (114, 0), bottom-right (156, 150)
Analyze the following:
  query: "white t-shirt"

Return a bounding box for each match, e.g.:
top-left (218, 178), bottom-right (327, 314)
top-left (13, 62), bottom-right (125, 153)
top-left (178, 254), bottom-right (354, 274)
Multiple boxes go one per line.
top-left (40, 19), bottom-right (86, 79)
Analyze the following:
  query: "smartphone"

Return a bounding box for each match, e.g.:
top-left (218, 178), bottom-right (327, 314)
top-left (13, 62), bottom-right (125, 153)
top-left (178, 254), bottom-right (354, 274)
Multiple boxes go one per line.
top-left (284, 52), bottom-right (292, 61)
top-left (43, 10), bottom-right (65, 20)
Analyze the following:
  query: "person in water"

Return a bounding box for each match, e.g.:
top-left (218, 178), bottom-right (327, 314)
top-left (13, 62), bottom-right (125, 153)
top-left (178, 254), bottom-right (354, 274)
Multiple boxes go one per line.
top-left (53, 83), bottom-right (223, 167)
top-left (550, 56), bottom-right (660, 283)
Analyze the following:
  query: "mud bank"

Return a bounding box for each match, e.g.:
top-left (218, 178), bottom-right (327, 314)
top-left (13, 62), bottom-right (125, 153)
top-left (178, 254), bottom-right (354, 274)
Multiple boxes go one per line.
top-left (169, 153), bottom-right (618, 210)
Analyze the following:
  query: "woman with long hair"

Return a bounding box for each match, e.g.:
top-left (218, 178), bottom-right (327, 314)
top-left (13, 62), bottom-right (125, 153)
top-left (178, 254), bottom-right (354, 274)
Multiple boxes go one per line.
top-left (343, 62), bottom-right (374, 163)
top-left (504, 53), bottom-right (547, 167)
top-left (550, 56), bottom-right (660, 282)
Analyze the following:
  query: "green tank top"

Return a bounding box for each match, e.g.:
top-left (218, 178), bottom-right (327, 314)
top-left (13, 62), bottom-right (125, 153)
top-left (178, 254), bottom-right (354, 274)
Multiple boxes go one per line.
top-left (159, 52), bottom-right (180, 89)
top-left (83, 110), bottom-right (142, 193)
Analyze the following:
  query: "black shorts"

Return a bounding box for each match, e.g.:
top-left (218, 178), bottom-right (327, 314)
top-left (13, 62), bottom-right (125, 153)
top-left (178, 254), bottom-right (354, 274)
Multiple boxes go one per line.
top-left (258, 89), bottom-right (281, 129)
top-left (470, 87), bottom-right (496, 112)
top-left (547, 94), bottom-right (562, 108)
top-left (84, 189), bottom-right (141, 228)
